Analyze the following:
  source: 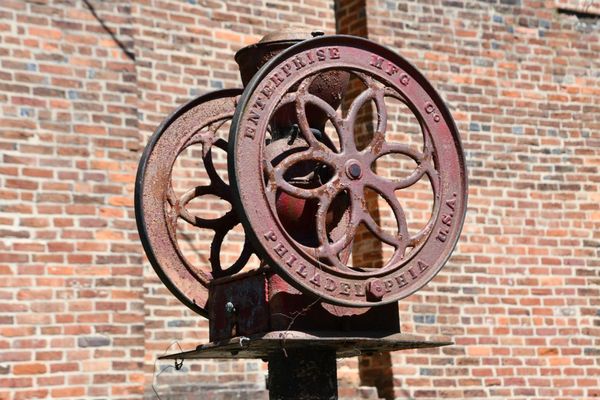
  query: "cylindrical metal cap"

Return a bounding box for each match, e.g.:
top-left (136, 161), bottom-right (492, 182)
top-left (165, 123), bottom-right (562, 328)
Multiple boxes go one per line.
top-left (235, 29), bottom-right (324, 86)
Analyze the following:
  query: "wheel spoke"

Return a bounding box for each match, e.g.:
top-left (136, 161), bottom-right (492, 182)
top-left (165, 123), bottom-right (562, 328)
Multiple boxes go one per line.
top-left (275, 92), bottom-right (297, 110)
top-left (367, 140), bottom-right (434, 191)
top-left (344, 87), bottom-right (377, 153)
top-left (315, 188), bottom-right (337, 247)
top-left (373, 88), bottom-right (388, 139)
top-left (295, 76), bottom-right (324, 150)
top-left (182, 118), bottom-right (228, 150)
top-left (201, 138), bottom-right (229, 193)
top-left (267, 148), bottom-right (337, 200)
top-left (303, 93), bottom-right (345, 151)
top-left (363, 183), bottom-right (409, 252)
top-left (383, 86), bottom-right (410, 106)
top-left (209, 222), bottom-right (234, 276)
top-left (174, 182), bottom-right (237, 231)
top-left (372, 141), bottom-right (423, 162)
top-left (326, 196), bottom-right (360, 255)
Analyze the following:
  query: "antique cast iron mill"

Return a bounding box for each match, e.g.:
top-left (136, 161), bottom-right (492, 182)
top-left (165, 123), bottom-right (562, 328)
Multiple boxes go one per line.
top-left (136, 30), bottom-right (467, 399)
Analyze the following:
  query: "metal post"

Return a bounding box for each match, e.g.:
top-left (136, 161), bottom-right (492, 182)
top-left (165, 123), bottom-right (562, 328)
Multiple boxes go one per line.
top-left (267, 348), bottom-right (338, 400)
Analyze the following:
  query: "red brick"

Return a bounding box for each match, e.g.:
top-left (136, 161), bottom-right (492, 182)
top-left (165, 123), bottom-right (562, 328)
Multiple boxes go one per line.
top-left (50, 387), bottom-right (85, 397)
top-left (13, 363), bottom-right (46, 375)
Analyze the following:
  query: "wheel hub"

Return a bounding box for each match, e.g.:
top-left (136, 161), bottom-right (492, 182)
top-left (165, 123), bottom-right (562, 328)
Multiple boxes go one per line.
top-left (345, 160), bottom-right (363, 180)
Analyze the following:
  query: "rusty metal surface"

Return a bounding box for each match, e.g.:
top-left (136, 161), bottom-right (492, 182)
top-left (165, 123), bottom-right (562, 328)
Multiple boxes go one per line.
top-left (208, 269), bottom-right (270, 342)
top-left (236, 31), bottom-right (349, 128)
top-left (267, 273), bottom-right (400, 332)
top-left (235, 30), bottom-right (324, 87)
top-left (159, 331), bottom-right (452, 360)
top-left (229, 35), bottom-right (467, 307)
top-left (135, 89), bottom-right (253, 317)
top-left (208, 269), bottom-right (400, 342)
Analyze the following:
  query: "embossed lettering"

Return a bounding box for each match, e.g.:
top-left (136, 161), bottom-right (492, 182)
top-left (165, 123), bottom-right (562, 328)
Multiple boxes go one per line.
top-left (417, 260), bottom-right (429, 272)
top-left (296, 263), bottom-right (308, 278)
top-left (385, 64), bottom-right (398, 76)
top-left (436, 227), bottom-right (449, 242)
top-left (339, 282), bottom-right (351, 296)
top-left (253, 97), bottom-right (266, 111)
top-left (328, 47), bottom-right (340, 59)
top-left (408, 267), bottom-right (418, 280)
top-left (273, 242), bottom-right (288, 258)
top-left (370, 55), bottom-right (384, 69)
top-left (437, 194), bottom-right (457, 242)
top-left (244, 126), bottom-right (255, 139)
top-left (305, 51), bottom-right (315, 64)
top-left (316, 49), bottom-right (326, 61)
top-left (399, 74), bottom-right (410, 86)
top-left (281, 63), bottom-right (292, 77)
top-left (442, 214), bottom-right (452, 226)
top-left (248, 109), bottom-right (260, 126)
top-left (395, 274), bottom-right (407, 287)
top-left (384, 279), bottom-right (394, 292)
top-left (264, 230), bottom-right (277, 241)
top-left (424, 101), bottom-right (441, 122)
top-left (292, 56), bottom-right (306, 70)
top-left (354, 283), bottom-right (365, 296)
top-left (309, 273), bottom-right (321, 287)
top-left (446, 197), bottom-right (456, 211)
top-left (270, 72), bottom-right (285, 87)
top-left (285, 253), bottom-right (297, 268)
top-left (260, 85), bottom-right (274, 99)
top-left (324, 278), bottom-right (337, 292)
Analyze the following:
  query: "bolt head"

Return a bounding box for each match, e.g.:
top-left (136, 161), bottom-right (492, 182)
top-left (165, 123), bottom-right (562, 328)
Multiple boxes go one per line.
top-left (366, 279), bottom-right (384, 301)
top-left (225, 302), bottom-right (236, 313)
top-left (345, 160), bottom-right (363, 180)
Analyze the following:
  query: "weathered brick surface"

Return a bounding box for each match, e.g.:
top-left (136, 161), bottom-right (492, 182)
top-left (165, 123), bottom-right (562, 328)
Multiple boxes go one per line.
top-left (0, 0), bottom-right (144, 398)
top-left (0, 0), bottom-right (598, 399)
top-left (362, 1), bottom-right (600, 399)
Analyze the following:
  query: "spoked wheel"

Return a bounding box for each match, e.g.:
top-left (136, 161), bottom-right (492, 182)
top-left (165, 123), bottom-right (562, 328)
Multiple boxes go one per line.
top-left (229, 36), bottom-right (467, 307)
top-left (136, 89), bottom-right (254, 316)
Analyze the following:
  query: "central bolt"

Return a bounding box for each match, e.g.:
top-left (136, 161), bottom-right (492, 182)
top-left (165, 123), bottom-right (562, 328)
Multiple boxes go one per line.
top-left (345, 160), bottom-right (362, 180)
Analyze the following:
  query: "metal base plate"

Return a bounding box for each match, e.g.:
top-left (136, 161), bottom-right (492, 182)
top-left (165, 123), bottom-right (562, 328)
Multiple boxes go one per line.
top-left (159, 331), bottom-right (452, 360)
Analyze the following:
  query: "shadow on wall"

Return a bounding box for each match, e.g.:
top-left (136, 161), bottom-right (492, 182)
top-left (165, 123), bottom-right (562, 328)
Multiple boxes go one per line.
top-left (82, 0), bottom-right (135, 61)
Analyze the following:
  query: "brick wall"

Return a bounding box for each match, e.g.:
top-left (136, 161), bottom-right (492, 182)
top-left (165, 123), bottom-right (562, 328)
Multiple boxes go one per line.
top-left (0, 0), bottom-right (598, 399)
top-left (363, 0), bottom-right (600, 399)
top-left (0, 0), bottom-right (143, 398)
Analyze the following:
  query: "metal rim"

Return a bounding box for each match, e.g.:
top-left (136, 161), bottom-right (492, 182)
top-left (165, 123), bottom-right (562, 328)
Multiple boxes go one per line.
top-left (229, 35), bottom-right (467, 307)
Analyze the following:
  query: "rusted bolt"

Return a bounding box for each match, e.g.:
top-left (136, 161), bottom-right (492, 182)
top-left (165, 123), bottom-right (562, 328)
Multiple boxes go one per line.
top-left (345, 160), bottom-right (362, 180)
top-left (366, 279), bottom-right (384, 301)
